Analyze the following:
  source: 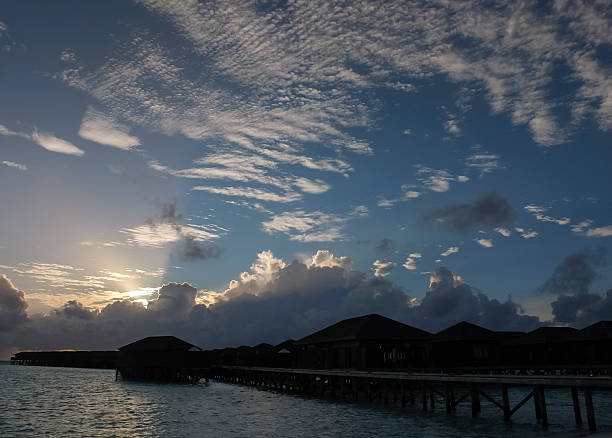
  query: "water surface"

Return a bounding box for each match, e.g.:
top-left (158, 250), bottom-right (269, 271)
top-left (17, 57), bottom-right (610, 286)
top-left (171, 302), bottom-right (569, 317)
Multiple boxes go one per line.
top-left (1, 364), bottom-right (611, 437)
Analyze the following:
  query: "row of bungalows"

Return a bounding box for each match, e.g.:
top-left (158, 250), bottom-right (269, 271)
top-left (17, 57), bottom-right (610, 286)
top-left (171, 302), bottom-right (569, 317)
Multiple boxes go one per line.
top-left (208, 314), bottom-right (612, 372)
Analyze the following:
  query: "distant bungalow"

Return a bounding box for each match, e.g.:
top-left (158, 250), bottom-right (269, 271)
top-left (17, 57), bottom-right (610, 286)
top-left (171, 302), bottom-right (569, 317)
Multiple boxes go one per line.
top-left (117, 336), bottom-right (208, 383)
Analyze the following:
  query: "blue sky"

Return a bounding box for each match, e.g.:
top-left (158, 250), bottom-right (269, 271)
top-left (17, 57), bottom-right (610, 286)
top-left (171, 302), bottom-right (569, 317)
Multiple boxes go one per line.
top-left (1, 1), bottom-right (611, 350)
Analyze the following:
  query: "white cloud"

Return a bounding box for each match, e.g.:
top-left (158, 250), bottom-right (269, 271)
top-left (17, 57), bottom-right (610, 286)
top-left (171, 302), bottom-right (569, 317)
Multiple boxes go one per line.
top-left (586, 226), bottom-right (612, 237)
top-left (2, 160), bottom-right (27, 171)
top-left (308, 250), bottom-right (351, 269)
top-left (416, 166), bottom-right (456, 193)
top-left (79, 107), bottom-right (140, 150)
top-left (441, 246), bottom-right (459, 257)
top-left (121, 222), bottom-right (220, 247)
top-left (521, 231), bottom-right (539, 239)
top-left (466, 153), bottom-right (502, 174)
top-left (457, 175), bottom-right (469, 182)
top-left (55, 0), bottom-right (611, 161)
top-left (403, 253), bottom-right (422, 271)
top-left (476, 238), bottom-right (493, 248)
top-left (192, 185), bottom-right (301, 203)
top-left (571, 220), bottom-right (593, 233)
top-left (403, 129), bottom-right (411, 135)
top-left (350, 205), bottom-right (369, 217)
top-left (495, 227), bottom-right (511, 237)
top-left (444, 119), bottom-right (461, 135)
top-left (373, 260), bottom-right (396, 277)
top-left (524, 204), bottom-right (548, 214)
top-left (262, 210), bottom-right (353, 242)
top-left (31, 131), bottom-right (84, 156)
top-left (292, 177), bottom-right (331, 194)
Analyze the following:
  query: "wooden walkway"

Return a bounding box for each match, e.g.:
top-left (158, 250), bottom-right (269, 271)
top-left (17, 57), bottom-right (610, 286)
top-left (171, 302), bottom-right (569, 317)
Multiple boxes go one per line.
top-left (211, 366), bottom-right (612, 432)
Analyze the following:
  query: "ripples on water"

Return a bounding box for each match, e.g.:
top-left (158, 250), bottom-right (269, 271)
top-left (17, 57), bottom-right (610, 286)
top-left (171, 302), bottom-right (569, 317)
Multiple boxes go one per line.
top-left (1, 363), bottom-right (611, 437)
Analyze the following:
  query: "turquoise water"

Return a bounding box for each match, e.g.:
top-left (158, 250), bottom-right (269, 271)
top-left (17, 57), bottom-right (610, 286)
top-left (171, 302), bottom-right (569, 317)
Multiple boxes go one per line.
top-left (1, 363), bottom-right (611, 437)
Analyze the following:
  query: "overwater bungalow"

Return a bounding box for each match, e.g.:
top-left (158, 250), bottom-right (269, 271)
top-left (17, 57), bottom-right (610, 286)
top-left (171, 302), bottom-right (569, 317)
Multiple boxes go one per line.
top-left (295, 313), bottom-right (431, 370)
top-left (117, 335), bottom-right (208, 382)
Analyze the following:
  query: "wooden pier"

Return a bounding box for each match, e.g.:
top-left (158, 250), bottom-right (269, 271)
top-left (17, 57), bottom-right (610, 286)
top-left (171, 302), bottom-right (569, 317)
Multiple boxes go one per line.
top-left (210, 366), bottom-right (612, 432)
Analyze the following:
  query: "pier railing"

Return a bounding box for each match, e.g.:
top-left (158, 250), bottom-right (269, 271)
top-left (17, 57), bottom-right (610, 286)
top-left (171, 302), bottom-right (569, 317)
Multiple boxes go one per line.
top-left (210, 366), bottom-right (612, 432)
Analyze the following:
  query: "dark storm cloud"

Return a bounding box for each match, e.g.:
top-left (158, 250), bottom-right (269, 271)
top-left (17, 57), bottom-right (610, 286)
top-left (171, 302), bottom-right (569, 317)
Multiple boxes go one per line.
top-left (550, 293), bottom-right (605, 324)
top-left (0, 257), bottom-right (544, 356)
top-left (411, 267), bottom-right (540, 332)
top-left (376, 238), bottom-right (394, 255)
top-left (540, 249), bottom-right (612, 325)
top-left (179, 236), bottom-right (222, 262)
top-left (0, 274), bottom-right (28, 331)
top-left (147, 201), bottom-right (221, 262)
top-left (423, 192), bottom-right (514, 233)
top-left (55, 300), bottom-right (97, 320)
top-left (538, 248), bottom-right (606, 295)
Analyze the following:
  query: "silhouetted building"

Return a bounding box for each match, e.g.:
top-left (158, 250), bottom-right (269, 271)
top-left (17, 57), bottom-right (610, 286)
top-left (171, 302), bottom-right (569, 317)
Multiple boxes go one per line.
top-left (431, 321), bottom-right (503, 368)
top-left (502, 326), bottom-right (577, 365)
top-left (295, 314), bottom-right (431, 369)
top-left (568, 321), bottom-right (612, 365)
top-left (117, 336), bottom-right (207, 382)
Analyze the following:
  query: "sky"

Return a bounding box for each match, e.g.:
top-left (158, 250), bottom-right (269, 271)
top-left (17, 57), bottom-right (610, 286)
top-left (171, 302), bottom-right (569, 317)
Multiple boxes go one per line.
top-left (1, 0), bottom-right (611, 356)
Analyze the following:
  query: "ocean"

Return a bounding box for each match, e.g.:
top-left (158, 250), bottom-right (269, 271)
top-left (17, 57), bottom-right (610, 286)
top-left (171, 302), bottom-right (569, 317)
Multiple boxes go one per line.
top-left (1, 363), bottom-right (611, 437)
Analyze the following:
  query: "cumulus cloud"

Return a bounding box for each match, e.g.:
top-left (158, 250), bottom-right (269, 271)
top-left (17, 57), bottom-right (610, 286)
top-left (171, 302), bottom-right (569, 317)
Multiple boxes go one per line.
top-left (424, 192), bottom-right (514, 233)
top-left (0, 254), bottom-right (545, 356)
top-left (587, 226), bottom-right (612, 237)
top-left (372, 260), bottom-right (396, 277)
top-left (307, 250), bottom-right (351, 270)
top-left (538, 248), bottom-right (606, 295)
top-left (79, 107), bottom-right (140, 150)
top-left (441, 246), bottom-right (459, 257)
top-left (495, 227), bottom-right (511, 237)
top-left (476, 238), bottom-right (493, 248)
top-left (537, 249), bottom-right (612, 325)
top-left (0, 275), bottom-right (28, 331)
top-left (412, 267), bottom-right (540, 331)
top-left (402, 253), bottom-right (422, 271)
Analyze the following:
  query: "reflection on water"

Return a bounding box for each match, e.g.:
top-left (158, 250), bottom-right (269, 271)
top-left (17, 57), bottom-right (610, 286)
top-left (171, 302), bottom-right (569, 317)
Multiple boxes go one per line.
top-left (1, 364), bottom-right (610, 437)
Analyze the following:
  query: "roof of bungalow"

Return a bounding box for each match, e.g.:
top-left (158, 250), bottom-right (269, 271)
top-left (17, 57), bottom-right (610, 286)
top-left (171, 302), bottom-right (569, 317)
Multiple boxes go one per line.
top-left (118, 336), bottom-right (202, 352)
top-left (574, 321), bottom-right (612, 341)
top-left (504, 326), bottom-right (577, 345)
top-left (433, 321), bottom-right (497, 342)
top-left (296, 314), bottom-right (431, 345)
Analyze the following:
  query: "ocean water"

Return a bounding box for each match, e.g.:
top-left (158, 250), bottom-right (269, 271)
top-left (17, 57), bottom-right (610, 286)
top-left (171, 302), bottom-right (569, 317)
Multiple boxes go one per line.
top-left (1, 363), bottom-right (611, 437)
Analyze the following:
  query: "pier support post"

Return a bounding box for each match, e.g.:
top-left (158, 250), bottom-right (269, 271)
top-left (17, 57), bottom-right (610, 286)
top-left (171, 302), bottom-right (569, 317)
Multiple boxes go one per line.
top-left (445, 383), bottom-right (452, 414)
top-left (422, 383), bottom-right (428, 412)
top-left (537, 388), bottom-right (548, 428)
top-left (533, 387), bottom-right (541, 421)
top-left (501, 384), bottom-right (510, 422)
top-left (571, 387), bottom-right (582, 426)
top-left (471, 384), bottom-right (480, 418)
top-left (584, 387), bottom-right (596, 432)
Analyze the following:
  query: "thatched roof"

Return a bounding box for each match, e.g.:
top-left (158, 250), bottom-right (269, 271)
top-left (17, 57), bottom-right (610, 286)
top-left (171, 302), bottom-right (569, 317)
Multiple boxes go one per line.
top-left (296, 314), bottom-right (430, 345)
top-left (434, 321), bottom-right (496, 342)
top-left (574, 321), bottom-right (612, 341)
top-left (119, 336), bottom-right (201, 352)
